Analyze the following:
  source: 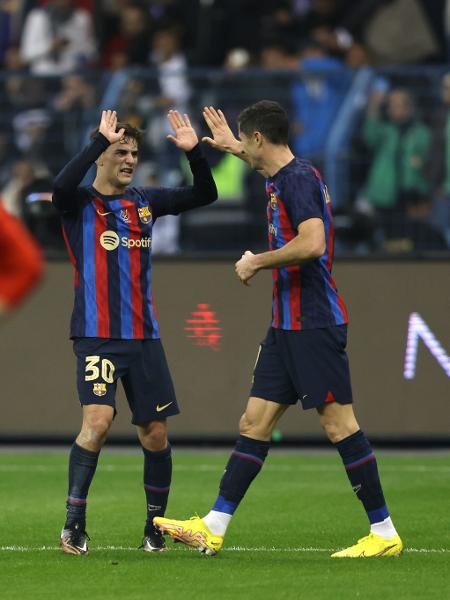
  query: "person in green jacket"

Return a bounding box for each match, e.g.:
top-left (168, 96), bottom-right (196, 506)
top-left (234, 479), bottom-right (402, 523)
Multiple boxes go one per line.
top-left (362, 87), bottom-right (431, 211)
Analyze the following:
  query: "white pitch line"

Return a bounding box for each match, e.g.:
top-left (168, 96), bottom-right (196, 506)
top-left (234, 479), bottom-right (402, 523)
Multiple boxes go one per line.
top-left (0, 464), bottom-right (449, 473)
top-left (0, 545), bottom-right (449, 554)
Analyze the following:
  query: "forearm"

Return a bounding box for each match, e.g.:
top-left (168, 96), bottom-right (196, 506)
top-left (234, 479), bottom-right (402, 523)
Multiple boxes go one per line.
top-left (254, 235), bottom-right (325, 270)
top-left (53, 133), bottom-right (110, 207)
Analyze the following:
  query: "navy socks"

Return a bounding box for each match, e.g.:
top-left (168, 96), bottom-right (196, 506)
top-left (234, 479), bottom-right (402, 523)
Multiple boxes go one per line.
top-left (213, 435), bottom-right (271, 514)
top-left (335, 430), bottom-right (389, 524)
top-left (65, 442), bottom-right (100, 530)
top-left (143, 445), bottom-right (172, 533)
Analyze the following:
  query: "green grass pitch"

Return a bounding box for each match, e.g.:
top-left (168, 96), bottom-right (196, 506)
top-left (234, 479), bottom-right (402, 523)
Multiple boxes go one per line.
top-left (1, 450), bottom-right (449, 600)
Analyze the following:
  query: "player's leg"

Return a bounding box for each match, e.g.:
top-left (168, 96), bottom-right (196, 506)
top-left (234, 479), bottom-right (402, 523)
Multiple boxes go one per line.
top-left (61, 404), bottom-right (114, 555)
top-left (61, 338), bottom-right (120, 555)
top-left (122, 339), bottom-right (179, 552)
top-left (155, 328), bottom-right (295, 555)
top-left (318, 401), bottom-right (403, 557)
top-left (136, 419), bottom-right (172, 552)
top-left (155, 397), bottom-right (288, 555)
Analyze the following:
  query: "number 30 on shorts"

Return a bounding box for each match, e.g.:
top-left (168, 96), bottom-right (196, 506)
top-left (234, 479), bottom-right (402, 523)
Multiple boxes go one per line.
top-left (84, 355), bottom-right (115, 383)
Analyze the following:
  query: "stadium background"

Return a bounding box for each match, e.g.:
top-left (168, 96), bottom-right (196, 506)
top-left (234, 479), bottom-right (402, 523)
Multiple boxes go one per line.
top-left (0, 0), bottom-right (449, 445)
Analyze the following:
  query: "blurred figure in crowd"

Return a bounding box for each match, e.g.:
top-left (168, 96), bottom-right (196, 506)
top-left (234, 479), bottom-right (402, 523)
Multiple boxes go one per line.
top-left (0, 201), bottom-right (43, 317)
top-left (53, 74), bottom-right (98, 156)
top-left (427, 72), bottom-right (450, 246)
top-left (20, 0), bottom-right (97, 74)
top-left (360, 86), bottom-right (431, 217)
top-left (102, 3), bottom-right (151, 69)
top-left (382, 192), bottom-right (448, 253)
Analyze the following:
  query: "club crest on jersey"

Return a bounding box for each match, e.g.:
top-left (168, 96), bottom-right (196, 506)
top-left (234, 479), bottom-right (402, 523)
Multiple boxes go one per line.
top-left (93, 383), bottom-right (107, 397)
top-left (269, 193), bottom-right (278, 210)
top-left (138, 206), bottom-right (152, 224)
top-left (120, 208), bottom-right (131, 223)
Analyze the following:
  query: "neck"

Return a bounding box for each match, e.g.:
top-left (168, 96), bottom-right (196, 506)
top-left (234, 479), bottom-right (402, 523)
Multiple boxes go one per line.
top-left (92, 176), bottom-right (127, 196)
top-left (262, 145), bottom-right (295, 177)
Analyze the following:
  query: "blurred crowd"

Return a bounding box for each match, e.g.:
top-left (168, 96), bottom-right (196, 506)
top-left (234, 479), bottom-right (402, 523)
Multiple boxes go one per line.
top-left (0, 0), bottom-right (450, 255)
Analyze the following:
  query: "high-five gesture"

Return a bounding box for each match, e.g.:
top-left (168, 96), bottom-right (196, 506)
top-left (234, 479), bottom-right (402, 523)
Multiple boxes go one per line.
top-left (167, 110), bottom-right (198, 151)
top-left (202, 106), bottom-right (242, 154)
top-left (99, 110), bottom-right (125, 144)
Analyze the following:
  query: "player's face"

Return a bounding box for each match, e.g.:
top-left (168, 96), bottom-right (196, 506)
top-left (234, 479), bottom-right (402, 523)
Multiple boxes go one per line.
top-left (100, 137), bottom-right (138, 188)
top-left (238, 129), bottom-right (263, 170)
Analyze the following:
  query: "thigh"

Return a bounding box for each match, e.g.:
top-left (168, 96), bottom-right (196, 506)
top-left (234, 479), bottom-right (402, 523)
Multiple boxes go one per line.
top-left (250, 328), bottom-right (298, 406)
top-left (122, 339), bottom-right (180, 426)
top-left (281, 326), bottom-right (353, 410)
top-left (73, 338), bottom-right (125, 409)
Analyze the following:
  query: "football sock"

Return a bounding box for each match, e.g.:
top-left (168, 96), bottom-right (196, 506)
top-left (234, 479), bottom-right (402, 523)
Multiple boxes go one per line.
top-left (143, 445), bottom-right (172, 534)
top-left (203, 435), bottom-right (270, 536)
top-left (64, 442), bottom-right (100, 530)
top-left (335, 430), bottom-right (397, 538)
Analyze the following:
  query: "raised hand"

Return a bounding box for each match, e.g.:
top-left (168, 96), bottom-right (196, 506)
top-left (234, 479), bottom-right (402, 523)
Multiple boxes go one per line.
top-left (167, 110), bottom-right (198, 151)
top-left (202, 106), bottom-right (242, 154)
top-left (98, 110), bottom-right (125, 144)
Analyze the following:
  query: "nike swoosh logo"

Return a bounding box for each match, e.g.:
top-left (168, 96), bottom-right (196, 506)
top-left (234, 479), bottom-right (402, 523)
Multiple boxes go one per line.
top-left (156, 402), bottom-right (173, 412)
top-left (97, 210), bottom-right (113, 216)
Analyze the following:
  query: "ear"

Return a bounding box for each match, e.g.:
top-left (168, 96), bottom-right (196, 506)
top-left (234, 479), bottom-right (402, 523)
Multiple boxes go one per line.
top-left (254, 131), bottom-right (263, 147)
top-left (95, 153), bottom-right (104, 167)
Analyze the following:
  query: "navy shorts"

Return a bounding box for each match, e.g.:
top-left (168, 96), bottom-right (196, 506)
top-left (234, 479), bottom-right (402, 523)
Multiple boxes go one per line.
top-left (73, 337), bottom-right (180, 425)
top-left (250, 326), bottom-right (353, 410)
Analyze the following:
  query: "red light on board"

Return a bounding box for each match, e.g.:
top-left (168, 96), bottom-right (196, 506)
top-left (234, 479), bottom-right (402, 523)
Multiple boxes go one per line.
top-left (184, 303), bottom-right (222, 351)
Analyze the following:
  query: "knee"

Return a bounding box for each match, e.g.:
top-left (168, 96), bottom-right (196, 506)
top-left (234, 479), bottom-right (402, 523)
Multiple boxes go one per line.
top-left (79, 415), bottom-right (112, 448)
top-left (139, 421), bottom-right (168, 451)
top-left (319, 414), bottom-right (358, 444)
top-left (239, 412), bottom-right (270, 441)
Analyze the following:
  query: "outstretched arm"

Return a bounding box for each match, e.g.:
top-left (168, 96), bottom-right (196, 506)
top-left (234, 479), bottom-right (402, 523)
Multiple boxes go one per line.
top-left (153, 110), bottom-right (217, 217)
top-left (52, 110), bottom-right (124, 212)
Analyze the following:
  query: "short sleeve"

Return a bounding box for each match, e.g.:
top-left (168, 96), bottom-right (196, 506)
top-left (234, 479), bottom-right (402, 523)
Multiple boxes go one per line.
top-left (283, 172), bottom-right (323, 229)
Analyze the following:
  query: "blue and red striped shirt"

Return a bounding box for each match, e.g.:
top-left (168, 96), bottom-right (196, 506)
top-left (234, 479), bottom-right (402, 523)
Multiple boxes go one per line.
top-left (53, 134), bottom-right (217, 339)
top-left (266, 158), bottom-right (348, 330)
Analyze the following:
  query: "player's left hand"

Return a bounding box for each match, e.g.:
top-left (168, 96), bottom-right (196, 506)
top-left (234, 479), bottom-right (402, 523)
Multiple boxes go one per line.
top-left (235, 250), bottom-right (258, 286)
top-left (167, 110), bottom-right (198, 151)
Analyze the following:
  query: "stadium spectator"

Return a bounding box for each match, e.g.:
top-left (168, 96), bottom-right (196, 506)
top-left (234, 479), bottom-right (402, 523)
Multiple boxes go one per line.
top-left (382, 191), bottom-right (448, 253)
top-left (359, 87), bottom-right (431, 217)
top-left (291, 39), bottom-right (351, 166)
top-left (20, 0), bottom-right (97, 75)
top-left (102, 3), bottom-right (151, 69)
top-left (52, 74), bottom-right (98, 156)
top-left (1, 159), bottom-right (39, 218)
top-left (0, 201), bottom-right (43, 317)
top-left (427, 71), bottom-right (450, 246)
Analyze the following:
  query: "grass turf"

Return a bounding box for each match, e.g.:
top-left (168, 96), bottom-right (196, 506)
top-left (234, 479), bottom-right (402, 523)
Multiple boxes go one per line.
top-left (0, 451), bottom-right (449, 600)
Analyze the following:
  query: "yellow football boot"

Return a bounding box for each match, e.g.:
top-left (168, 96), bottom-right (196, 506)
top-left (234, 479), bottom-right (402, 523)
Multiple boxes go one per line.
top-left (331, 532), bottom-right (403, 558)
top-left (154, 516), bottom-right (223, 556)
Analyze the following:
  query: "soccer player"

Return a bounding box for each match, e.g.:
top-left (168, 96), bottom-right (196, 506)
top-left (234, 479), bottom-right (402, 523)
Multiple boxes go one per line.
top-left (52, 109), bottom-right (217, 555)
top-left (154, 101), bottom-right (403, 558)
top-left (0, 202), bottom-right (43, 317)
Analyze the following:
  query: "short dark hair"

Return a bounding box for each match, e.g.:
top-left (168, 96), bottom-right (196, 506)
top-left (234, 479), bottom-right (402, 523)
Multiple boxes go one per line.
top-left (90, 121), bottom-right (144, 144)
top-left (237, 100), bottom-right (289, 145)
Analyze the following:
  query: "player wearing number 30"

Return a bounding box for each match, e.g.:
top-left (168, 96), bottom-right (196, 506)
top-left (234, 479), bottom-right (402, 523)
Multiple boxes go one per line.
top-left (52, 110), bottom-right (217, 555)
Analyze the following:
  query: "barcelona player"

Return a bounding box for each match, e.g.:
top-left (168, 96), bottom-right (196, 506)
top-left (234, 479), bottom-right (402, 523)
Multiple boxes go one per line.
top-left (155, 101), bottom-right (403, 558)
top-left (52, 109), bottom-right (217, 554)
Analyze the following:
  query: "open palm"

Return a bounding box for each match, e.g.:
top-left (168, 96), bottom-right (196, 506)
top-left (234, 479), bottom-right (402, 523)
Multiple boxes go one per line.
top-left (167, 110), bottom-right (198, 151)
top-left (98, 110), bottom-right (125, 144)
top-left (202, 106), bottom-right (241, 153)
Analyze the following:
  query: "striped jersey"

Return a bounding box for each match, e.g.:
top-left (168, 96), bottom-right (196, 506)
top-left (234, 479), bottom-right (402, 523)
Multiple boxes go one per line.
top-left (61, 186), bottom-right (163, 339)
top-left (53, 135), bottom-right (217, 340)
top-left (266, 158), bottom-right (348, 330)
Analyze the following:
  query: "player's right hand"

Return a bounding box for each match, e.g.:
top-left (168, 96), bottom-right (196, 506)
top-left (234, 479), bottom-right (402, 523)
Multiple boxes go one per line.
top-left (98, 110), bottom-right (125, 144)
top-left (202, 106), bottom-right (242, 154)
